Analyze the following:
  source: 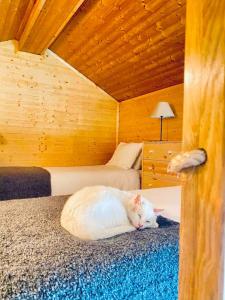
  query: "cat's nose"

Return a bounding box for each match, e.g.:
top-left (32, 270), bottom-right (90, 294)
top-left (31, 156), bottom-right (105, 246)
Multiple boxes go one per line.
top-left (136, 224), bottom-right (143, 230)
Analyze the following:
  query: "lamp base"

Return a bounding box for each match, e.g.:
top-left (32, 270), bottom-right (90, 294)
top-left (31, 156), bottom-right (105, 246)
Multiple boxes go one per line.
top-left (160, 116), bottom-right (163, 141)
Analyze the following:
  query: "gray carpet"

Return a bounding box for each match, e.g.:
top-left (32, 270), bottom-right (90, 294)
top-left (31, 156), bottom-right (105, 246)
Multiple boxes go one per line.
top-left (0, 195), bottom-right (179, 300)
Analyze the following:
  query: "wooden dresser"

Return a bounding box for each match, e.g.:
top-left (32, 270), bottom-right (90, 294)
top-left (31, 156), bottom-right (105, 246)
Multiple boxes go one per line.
top-left (142, 141), bottom-right (182, 189)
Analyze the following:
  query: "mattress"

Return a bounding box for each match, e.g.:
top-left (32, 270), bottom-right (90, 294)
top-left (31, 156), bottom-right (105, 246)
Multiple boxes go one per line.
top-left (0, 195), bottom-right (179, 300)
top-left (45, 165), bottom-right (140, 196)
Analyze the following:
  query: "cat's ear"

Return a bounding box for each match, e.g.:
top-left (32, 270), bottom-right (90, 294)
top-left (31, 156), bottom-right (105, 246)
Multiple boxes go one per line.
top-left (132, 194), bottom-right (141, 210)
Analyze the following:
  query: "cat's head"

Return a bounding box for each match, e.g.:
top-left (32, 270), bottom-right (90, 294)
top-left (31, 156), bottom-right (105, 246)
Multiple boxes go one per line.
top-left (127, 194), bottom-right (155, 229)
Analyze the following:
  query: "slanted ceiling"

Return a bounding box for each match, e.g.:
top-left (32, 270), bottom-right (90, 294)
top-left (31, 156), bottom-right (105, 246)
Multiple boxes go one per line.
top-left (0, 0), bottom-right (185, 101)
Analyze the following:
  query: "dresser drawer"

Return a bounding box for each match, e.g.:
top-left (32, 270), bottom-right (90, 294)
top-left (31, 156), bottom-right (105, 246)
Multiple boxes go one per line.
top-left (142, 172), bottom-right (180, 189)
top-left (142, 160), bottom-right (171, 175)
top-left (142, 179), bottom-right (180, 189)
top-left (143, 143), bottom-right (181, 161)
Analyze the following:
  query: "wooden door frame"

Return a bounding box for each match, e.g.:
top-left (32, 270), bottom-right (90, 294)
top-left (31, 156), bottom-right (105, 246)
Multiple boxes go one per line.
top-left (179, 0), bottom-right (225, 299)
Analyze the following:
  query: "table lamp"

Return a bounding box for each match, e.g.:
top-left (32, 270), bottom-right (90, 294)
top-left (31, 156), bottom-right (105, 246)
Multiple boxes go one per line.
top-left (150, 102), bottom-right (175, 141)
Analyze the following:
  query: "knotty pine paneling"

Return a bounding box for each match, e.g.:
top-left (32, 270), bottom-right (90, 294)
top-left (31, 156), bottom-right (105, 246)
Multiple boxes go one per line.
top-left (51, 0), bottom-right (185, 101)
top-left (0, 41), bottom-right (118, 166)
top-left (0, 0), bottom-right (185, 101)
top-left (119, 84), bottom-right (183, 142)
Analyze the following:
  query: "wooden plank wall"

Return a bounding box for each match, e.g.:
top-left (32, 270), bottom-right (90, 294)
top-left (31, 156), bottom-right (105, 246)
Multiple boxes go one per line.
top-left (0, 41), bottom-right (118, 166)
top-left (119, 84), bottom-right (183, 142)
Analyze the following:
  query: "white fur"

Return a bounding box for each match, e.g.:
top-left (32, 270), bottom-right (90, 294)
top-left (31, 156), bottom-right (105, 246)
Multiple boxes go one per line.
top-left (61, 186), bottom-right (158, 240)
top-left (167, 149), bottom-right (206, 173)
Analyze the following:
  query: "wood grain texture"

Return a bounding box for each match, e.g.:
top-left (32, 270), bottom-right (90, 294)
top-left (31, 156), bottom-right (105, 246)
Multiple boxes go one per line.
top-left (16, 0), bottom-right (38, 40)
top-left (142, 141), bottom-right (181, 188)
top-left (51, 0), bottom-right (185, 101)
top-left (19, 0), bottom-right (86, 54)
top-left (119, 84), bottom-right (183, 142)
top-left (0, 41), bottom-right (118, 166)
top-left (0, 0), bottom-right (36, 41)
top-left (179, 0), bottom-right (225, 299)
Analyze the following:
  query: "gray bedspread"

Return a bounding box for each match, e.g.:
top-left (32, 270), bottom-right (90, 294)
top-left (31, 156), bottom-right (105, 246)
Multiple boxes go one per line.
top-left (0, 167), bottom-right (51, 200)
top-left (0, 196), bottom-right (179, 300)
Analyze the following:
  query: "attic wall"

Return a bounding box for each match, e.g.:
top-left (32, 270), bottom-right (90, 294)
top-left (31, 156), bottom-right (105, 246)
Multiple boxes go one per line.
top-left (0, 41), bottom-right (118, 166)
top-left (119, 84), bottom-right (183, 142)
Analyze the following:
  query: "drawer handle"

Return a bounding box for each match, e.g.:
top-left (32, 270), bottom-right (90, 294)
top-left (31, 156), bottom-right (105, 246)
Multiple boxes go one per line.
top-left (148, 183), bottom-right (153, 187)
top-left (148, 166), bottom-right (153, 170)
top-left (148, 150), bottom-right (154, 153)
top-left (168, 151), bottom-right (173, 155)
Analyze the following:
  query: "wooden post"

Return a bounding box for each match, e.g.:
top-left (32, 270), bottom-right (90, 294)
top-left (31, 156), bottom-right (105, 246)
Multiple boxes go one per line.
top-left (179, 0), bottom-right (225, 299)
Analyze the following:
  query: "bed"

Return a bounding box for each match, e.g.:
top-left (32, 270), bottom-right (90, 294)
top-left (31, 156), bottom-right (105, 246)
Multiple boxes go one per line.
top-left (0, 186), bottom-right (181, 300)
top-left (138, 186), bottom-right (181, 223)
top-left (46, 165), bottom-right (140, 196)
top-left (0, 165), bottom-right (140, 200)
top-left (0, 142), bottom-right (142, 200)
top-left (0, 167), bottom-right (51, 201)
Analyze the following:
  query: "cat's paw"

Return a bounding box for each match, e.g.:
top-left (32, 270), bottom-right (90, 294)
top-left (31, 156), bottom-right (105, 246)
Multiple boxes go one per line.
top-left (167, 149), bottom-right (207, 173)
top-left (144, 221), bottom-right (158, 229)
top-left (152, 222), bottom-right (159, 228)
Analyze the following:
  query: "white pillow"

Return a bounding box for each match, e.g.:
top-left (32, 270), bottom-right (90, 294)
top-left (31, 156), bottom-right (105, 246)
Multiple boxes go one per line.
top-left (107, 142), bottom-right (143, 170)
top-left (132, 152), bottom-right (142, 170)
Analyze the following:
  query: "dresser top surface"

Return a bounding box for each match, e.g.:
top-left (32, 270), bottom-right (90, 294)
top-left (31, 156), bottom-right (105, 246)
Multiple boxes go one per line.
top-left (143, 141), bottom-right (182, 144)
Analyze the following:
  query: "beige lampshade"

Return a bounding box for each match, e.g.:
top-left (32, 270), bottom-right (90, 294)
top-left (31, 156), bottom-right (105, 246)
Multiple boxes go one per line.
top-left (150, 102), bottom-right (175, 119)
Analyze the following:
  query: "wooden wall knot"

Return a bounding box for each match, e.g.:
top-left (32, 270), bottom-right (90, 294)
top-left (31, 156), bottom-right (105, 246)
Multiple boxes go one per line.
top-left (0, 134), bottom-right (6, 145)
top-left (167, 148), bottom-right (207, 173)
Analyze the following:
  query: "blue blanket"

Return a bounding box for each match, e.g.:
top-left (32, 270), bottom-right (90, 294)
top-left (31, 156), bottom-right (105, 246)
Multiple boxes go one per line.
top-left (0, 167), bottom-right (51, 200)
top-left (0, 196), bottom-right (179, 300)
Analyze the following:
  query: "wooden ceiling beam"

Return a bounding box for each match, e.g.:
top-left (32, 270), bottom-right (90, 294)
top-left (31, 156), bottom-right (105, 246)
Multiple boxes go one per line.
top-left (0, 0), bottom-right (35, 42)
top-left (19, 0), bottom-right (86, 54)
top-left (15, 0), bottom-right (37, 40)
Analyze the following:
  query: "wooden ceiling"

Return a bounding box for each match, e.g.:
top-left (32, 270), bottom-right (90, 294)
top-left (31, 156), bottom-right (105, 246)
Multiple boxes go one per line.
top-left (0, 0), bottom-right (86, 53)
top-left (0, 0), bottom-right (185, 101)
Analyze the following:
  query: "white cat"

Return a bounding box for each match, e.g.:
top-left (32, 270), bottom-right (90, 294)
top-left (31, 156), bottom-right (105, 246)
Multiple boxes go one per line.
top-left (61, 186), bottom-right (158, 240)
